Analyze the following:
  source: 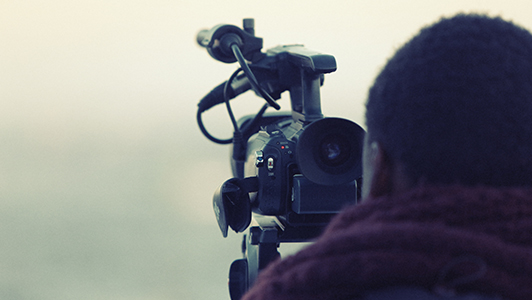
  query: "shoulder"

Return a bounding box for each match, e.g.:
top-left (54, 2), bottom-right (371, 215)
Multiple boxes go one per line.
top-left (361, 286), bottom-right (503, 300)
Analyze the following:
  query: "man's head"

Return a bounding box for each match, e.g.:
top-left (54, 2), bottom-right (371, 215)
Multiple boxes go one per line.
top-left (362, 14), bottom-right (532, 199)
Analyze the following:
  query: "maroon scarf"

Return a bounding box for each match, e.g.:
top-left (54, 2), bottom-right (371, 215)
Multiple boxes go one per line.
top-left (242, 186), bottom-right (532, 300)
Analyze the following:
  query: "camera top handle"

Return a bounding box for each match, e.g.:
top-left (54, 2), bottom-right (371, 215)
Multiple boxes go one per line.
top-left (265, 45), bottom-right (336, 123)
top-left (196, 19), bottom-right (337, 132)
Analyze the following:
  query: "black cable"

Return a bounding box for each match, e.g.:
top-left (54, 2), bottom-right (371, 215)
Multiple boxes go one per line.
top-left (231, 44), bottom-right (281, 110)
top-left (231, 103), bottom-right (270, 177)
top-left (197, 68), bottom-right (263, 145)
top-left (240, 103), bottom-right (268, 137)
top-left (224, 68), bottom-right (244, 133)
top-left (196, 109), bottom-right (232, 144)
top-left (197, 43), bottom-right (278, 144)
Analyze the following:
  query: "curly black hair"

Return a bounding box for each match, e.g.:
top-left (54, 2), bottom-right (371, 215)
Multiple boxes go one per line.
top-left (366, 14), bottom-right (532, 186)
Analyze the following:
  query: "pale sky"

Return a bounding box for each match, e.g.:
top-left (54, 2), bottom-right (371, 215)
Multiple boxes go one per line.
top-left (1, 1), bottom-right (532, 299)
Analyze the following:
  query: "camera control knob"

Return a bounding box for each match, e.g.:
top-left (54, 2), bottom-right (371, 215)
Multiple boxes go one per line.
top-left (255, 150), bottom-right (264, 167)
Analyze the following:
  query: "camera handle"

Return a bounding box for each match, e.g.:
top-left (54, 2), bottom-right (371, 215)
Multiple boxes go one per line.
top-left (265, 45), bottom-right (337, 124)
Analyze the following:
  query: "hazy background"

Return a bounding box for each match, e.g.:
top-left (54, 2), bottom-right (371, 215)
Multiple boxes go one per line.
top-left (2, 1), bottom-right (532, 299)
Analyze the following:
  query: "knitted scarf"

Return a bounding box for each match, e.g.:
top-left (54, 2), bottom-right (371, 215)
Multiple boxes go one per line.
top-left (241, 185), bottom-right (532, 300)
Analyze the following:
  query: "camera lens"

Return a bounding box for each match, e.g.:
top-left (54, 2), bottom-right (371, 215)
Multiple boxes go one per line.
top-left (297, 117), bottom-right (365, 185)
top-left (319, 135), bottom-right (350, 167)
top-left (322, 142), bottom-right (340, 160)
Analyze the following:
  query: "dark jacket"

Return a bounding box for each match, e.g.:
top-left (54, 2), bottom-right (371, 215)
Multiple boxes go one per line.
top-left (241, 186), bottom-right (532, 300)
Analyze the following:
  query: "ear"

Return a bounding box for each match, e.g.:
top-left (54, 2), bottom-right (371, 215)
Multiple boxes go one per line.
top-left (364, 141), bottom-right (395, 199)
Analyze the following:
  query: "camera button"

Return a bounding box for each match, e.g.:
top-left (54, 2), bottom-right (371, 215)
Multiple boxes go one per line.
top-left (267, 157), bottom-right (275, 171)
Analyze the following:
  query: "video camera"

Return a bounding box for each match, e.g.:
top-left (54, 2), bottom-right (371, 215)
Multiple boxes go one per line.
top-left (196, 19), bottom-right (365, 299)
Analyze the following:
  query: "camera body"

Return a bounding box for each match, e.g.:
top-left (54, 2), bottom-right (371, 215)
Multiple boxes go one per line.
top-left (239, 115), bottom-right (363, 226)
